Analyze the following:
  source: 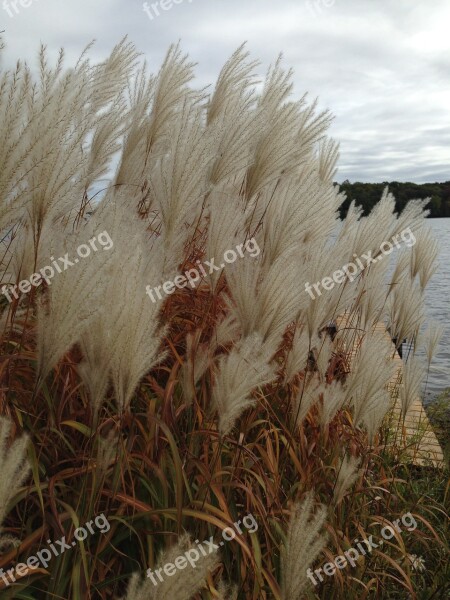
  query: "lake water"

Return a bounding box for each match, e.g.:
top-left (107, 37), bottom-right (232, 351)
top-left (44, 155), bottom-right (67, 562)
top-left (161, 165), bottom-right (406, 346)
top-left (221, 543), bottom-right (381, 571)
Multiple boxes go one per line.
top-left (417, 219), bottom-right (450, 402)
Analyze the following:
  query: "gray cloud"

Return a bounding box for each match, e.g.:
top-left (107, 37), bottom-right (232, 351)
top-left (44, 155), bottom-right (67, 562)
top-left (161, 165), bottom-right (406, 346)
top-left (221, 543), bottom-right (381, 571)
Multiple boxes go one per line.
top-left (1, 0), bottom-right (448, 183)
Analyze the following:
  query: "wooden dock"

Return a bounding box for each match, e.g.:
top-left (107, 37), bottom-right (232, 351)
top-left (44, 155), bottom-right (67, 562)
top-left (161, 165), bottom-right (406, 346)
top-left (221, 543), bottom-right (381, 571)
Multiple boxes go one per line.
top-left (335, 314), bottom-right (445, 469)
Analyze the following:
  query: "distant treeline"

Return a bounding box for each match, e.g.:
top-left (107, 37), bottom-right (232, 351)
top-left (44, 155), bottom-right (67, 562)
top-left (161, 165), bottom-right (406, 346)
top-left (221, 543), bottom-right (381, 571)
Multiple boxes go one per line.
top-left (337, 181), bottom-right (450, 218)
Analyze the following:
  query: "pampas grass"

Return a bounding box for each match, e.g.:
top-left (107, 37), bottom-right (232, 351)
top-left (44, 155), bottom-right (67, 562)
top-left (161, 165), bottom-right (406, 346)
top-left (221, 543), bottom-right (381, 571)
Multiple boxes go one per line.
top-left (0, 37), bottom-right (446, 599)
top-left (0, 418), bottom-right (30, 546)
top-left (423, 321), bottom-right (444, 367)
top-left (285, 326), bottom-right (311, 383)
top-left (400, 357), bottom-right (426, 419)
top-left (212, 333), bottom-right (277, 436)
top-left (410, 226), bottom-right (440, 290)
top-left (124, 534), bottom-right (219, 600)
top-left (343, 332), bottom-right (395, 428)
top-left (281, 492), bottom-right (328, 599)
top-left (333, 455), bottom-right (361, 505)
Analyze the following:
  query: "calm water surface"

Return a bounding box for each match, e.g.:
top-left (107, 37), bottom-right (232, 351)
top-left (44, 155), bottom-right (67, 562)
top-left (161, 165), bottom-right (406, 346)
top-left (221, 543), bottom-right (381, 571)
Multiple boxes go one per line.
top-left (417, 219), bottom-right (450, 402)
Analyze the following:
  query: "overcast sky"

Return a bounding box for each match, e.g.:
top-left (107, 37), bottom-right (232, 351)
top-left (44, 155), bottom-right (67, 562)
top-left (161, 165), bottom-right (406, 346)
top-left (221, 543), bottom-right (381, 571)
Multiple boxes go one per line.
top-left (1, 0), bottom-right (449, 183)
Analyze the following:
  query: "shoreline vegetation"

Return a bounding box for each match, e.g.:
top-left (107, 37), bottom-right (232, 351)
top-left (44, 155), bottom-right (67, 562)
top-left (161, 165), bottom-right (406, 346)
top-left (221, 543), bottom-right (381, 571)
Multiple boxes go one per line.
top-left (338, 181), bottom-right (450, 219)
top-left (0, 39), bottom-right (449, 599)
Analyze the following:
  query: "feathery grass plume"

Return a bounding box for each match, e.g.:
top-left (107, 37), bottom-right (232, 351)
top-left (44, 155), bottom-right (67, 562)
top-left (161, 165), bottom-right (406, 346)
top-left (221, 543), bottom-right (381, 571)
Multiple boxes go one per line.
top-left (343, 190), bottom-right (427, 268)
top-left (205, 187), bottom-right (246, 290)
top-left (208, 97), bottom-right (259, 188)
top-left (116, 43), bottom-right (198, 192)
top-left (291, 377), bottom-right (322, 427)
top-left (83, 39), bottom-right (139, 190)
top-left (36, 228), bottom-right (108, 382)
top-left (0, 418), bottom-right (30, 540)
top-left (400, 358), bottom-right (425, 419)
top-left (244, 56), bottom-right (297, 199)
top-left (285, 326), bottom-right (310, 383)
top-left (315, 335), bottom-right (333, 378)
top-left (108, 252), bottom-right (167, 413)
top-left (386, 276), bottom-right (425, 348)
top-left (76, 197), bottom-right (129, 412)
top-left (379, 194), bottom-right (425, 258)
top-left (90, 430), bottom-right (119, 497)
top-left (395, 198), bottom-right (430, 237)
top-left (124, 534), bottom-right (219, 600)
top-left (320, 380), bottom-right (346, 426)
top-left (224, 256), bottom-right (261, 337)
top-left (213, 313), bottom-right (242, 349)
top-left (78, 317), bottom-right (114, 417)
top-left (301, 245), bottom-right (355, 339)
top-left (336, 200), bottom-right (364, 242)
top-left (1, 40), bottom-right (138, 269)
top-left (83, 90), bottom-right (128, 192)
top-left (343, 332), bottom-right (395, 429)
top-left (342, 188), bottom-right (395, 261)
top-left (296, 96), bottom-right (333, 158)
top-left (217, 580), bottom-right (238, 600)
top-left (258, 178), bottom-right (307, 267)
top-left (318, 138), bottom-right (340, 183)
top-left (362, 390), bottom-right (392, 445)
top-left (113, 63), bottom-right (155, 191)
top-left (0, 57), bottom-right (32, 233)
top-left (90, 37), bottom-right (139, 112)
top-left (243, 56), bottom-right (332, 202)
top-left (302, 288), bottom-right (339, 347)
top-left (357, 257), bottom-right (390, 329)
top-left (79, 196), bottom-right (167, 413)
top-left (259, 171), bottom-right (342, 269)
top-left (409, 226), bottom-right (439, 291)
top-left (281, 492), bottom-right (328, 600)
top-left (21, 48), bottom-right (93, 238)
top-left (1, 220), bottom-right (53, 293)
top-left (207, 43), bottom-right (258, 124)
top-left (148, 99), bottom-right (216, 278)
top-left (181, 314), bottom-right (242, 405)
top-left (207, 45), bottom-right (261, 186)
top-left (252, 254), bottom-right (307, 349)
top-left (388, 248), bottom-right (410, 295)
top-left (422, 321), bottom-right (444, 367)
top-left (243, 160), bottom-right (341, 245)
top-left (333, 454), bottom-right (361, 505)
top-left (228, 178), bottom-right (316, 346)
top-left (212, 333), bottom-right (277, 436)
top-left (94, 430), bottom-right (118, 482)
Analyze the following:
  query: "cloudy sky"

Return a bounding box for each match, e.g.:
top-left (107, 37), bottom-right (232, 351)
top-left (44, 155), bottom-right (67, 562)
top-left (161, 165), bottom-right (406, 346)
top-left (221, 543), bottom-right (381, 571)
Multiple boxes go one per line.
top-left (1, 0), bottom-right (449, 183)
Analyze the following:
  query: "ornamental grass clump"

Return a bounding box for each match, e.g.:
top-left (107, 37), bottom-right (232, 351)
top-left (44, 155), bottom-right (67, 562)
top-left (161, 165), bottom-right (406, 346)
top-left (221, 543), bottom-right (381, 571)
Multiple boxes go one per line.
top-left (0, 36), bottom-right (447, 599)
